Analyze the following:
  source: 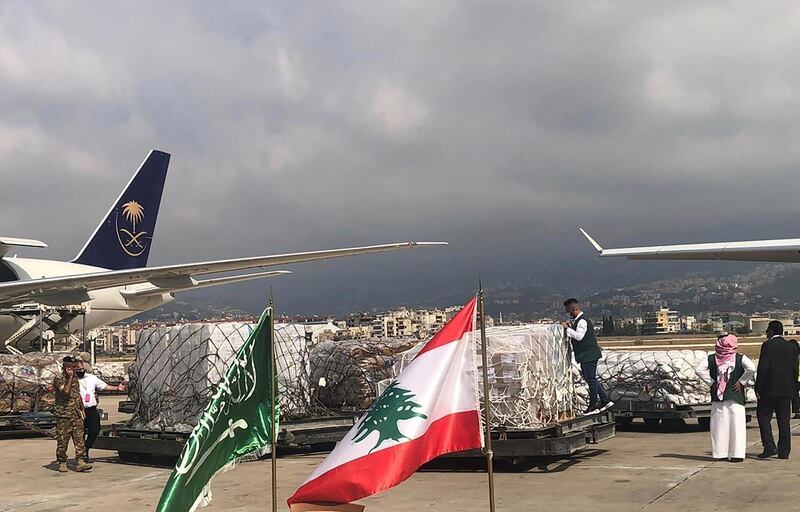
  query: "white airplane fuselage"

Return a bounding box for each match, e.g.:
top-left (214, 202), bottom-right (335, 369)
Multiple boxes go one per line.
top-left (0, 257), bottom-right (172, 344)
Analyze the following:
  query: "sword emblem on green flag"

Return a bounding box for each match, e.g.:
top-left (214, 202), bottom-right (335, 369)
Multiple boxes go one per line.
top-left (157, 308), bottom-right (278, 512)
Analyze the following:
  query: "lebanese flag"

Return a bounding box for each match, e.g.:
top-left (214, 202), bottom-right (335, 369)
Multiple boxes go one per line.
top-left (288, 297), bottom-right (483, 507)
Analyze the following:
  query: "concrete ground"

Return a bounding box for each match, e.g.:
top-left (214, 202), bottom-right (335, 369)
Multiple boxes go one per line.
top-left (602, 335), bottom-right (765, 359)
top-left (3, 403), bottom-right (800, 512)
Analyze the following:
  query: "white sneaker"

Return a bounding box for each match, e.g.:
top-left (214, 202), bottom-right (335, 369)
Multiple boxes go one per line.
top-left (599, 401), bottom-right (615, 412)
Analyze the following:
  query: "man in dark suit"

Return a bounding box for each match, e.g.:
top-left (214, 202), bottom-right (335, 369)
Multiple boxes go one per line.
top-left (756, 320), bottom-right (800, 459)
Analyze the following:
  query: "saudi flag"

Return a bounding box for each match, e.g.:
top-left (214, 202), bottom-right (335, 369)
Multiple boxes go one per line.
top-left (157, 308), bottom-right (277, 512)
top-left (288, 297), bottom-right (483, 506)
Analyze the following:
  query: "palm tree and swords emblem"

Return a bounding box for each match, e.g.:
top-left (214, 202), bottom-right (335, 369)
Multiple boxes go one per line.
top-left (116, 200), bottom-right (149, 256)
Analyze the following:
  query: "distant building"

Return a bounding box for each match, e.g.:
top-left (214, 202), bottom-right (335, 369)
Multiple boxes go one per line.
top-left (368, 306), bottom-right (458, 339)
top-left (612, 294), bottom-right (630, 306)
top-left (748, 316), bottom-right (794, 335)
top-left (784, 325), bottom-right (800, 337)
top-left (300, 322), bottom-right (341, 346)
top-left (642, 306), bottom-right (680, 335)
top-left (92, 326), bottom-right (138, 353)
top-left (344, 313), bottom-right (376, 328)
top-left (372, 315), bottom-right (397, 338)
top-left (749, 316), bottom-right (769, 331)
top-left (682, 315), bottom-right (697, 332)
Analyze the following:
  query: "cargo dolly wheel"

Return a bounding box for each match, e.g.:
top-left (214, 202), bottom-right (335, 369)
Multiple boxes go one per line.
top-left (118, 451), bottom-right (144, 463)
top-left (643, 417), bottom-right (661, 430)
top-left (615, 416), bottom-right (634, 429)
top-left (662, 418), bottom-right (687, 432)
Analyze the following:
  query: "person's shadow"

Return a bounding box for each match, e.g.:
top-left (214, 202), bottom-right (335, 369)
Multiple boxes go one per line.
top-left (655, 453), bottom-right (717, 462)
top-left (42, 460), bottom-right (68, 472)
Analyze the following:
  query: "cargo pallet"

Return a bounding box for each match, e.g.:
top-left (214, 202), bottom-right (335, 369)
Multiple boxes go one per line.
top-left (97, 388), bottom-right (127, 396)
top-left (95, 409), bottom-right (614, 471)
top-left (94, 415), bottom-right (361, 461)
top-left (0, 409), bottom-right (107, 436)
top-left (435, 410), bottom-right (615, 471)
top-left (0, 411), bottom-right (57, 435)
top-left (613, 399), bottom-right (757, 430)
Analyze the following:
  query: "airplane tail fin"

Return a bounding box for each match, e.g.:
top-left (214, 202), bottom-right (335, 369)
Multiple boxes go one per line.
top-left (73, 150), bottom-right (170, 270)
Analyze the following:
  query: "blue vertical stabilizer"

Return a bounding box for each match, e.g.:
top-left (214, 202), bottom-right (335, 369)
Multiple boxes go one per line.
top-left (73, 150), bottom-right (170, 270)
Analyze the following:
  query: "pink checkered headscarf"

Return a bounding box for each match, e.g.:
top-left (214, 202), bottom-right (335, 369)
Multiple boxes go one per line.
top-left (715, 334), bottom-right (738, 400)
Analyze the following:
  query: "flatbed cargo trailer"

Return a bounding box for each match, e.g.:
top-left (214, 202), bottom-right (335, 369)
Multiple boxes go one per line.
top-left (0, 409), bottom-right (107, 436)
top-left (0, 411), bottom-right (57, 435)
top-left (116, 400), bottom-right (136, 414)
top-left (97, 388), bottom-right (127, 396)
top-left (613, 399), bottom-right (756, 430)
top-left (434, 410), bottom-right (615, 471)
top-left (96, 410), bottom-right (614, 471)
top-left (93, 415), bottom-right (361, 461)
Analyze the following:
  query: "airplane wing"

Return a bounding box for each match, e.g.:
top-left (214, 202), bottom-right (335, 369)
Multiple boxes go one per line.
top-left (119, 270), bottom-right (292, 298)
top-left (0, 241), bottom-right (447, 306)
top-left (0, 237), bottom-right (47, 257)
top-left (580, 228), bottom-right (800, 263)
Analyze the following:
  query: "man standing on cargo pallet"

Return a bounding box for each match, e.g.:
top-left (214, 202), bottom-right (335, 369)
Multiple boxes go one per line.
top-left (77, 359), bottom-right (125, 462)
top-left (561, 298), bottom-right (613, 415)
top-left (755, 320), bottom-right (800, 459)
top-left (52, 356), bottom-right (92, 473)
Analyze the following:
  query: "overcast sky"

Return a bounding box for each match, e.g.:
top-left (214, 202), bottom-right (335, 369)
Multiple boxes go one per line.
top-left (2, 2), bottom-right (800, 314)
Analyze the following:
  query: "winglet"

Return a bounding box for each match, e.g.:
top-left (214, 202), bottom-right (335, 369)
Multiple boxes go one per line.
top-left (0, 237), bottom-right (48, 258)
top-left (579, 228), bottom-right (603, 253)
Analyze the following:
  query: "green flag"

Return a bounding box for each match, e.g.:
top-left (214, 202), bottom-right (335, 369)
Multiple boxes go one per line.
top-left (157, 308), bottom-right (278, 512)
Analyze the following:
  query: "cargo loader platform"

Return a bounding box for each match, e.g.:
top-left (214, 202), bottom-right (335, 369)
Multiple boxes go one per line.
top-left (93, 415), bottom-right (360, 462)
top-left (0, 409), bottom-right (107, 436)
top-left (0, 411), bottom-right (57, 435)
top-left (97, 409), bottom-right (614, 471)
top-left (613, 399), bottom-right (756, 430)
top-left (433, 410), bottom-right (615, 471)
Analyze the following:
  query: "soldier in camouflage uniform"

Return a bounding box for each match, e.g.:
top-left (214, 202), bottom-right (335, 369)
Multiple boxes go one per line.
top-left (52, 356), bottom-right (92, 473)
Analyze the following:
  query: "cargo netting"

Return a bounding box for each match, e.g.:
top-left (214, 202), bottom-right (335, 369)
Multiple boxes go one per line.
top-left (0, 352), bottom-right (91, 414)
top-left (123, 320), bottom-right (759, 434)
top-left (128, 322), bottom-right (320, 432)
top-left (308, 338), bottom-right (418, 411)
top-left (572, 349), bottom-right (757, 408)
top-left (92, 362), bottom-right (128, 386)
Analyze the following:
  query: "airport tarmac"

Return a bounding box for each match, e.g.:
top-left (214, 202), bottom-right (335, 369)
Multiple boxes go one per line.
top-left (602, 335), bottom-right (765, 359)
top-left (3, 413), bottom-right (800, 511)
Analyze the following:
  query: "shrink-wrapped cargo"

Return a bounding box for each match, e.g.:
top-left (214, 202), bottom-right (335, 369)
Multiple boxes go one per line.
top-left (572, 349), bottom-right (757, 408)
top-left (128, 322), bottom-right (312, 431)
top-left (91, 362), bottom-right (128, 386)
top-left (0, 352), bottom-right (90, 413)
top-left (309, 338), bottom-right (418, 410)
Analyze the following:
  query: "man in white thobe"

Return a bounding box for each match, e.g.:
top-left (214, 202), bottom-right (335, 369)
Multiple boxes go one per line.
top-left (696, 333), bottom-right (756, 462)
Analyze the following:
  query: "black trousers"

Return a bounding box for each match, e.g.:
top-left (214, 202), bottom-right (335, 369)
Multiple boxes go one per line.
top-left (792, 391), bottom-right (800, 414)
top-left (84, 406), bottom-right (101, 454)
top-left (757, 397), bottom-right (792, 457)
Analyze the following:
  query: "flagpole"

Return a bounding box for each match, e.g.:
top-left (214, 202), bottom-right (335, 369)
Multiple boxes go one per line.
top-left (269, 287), bottom-right (278, 512)
top-left (478, 280), bottom-right (496, 512)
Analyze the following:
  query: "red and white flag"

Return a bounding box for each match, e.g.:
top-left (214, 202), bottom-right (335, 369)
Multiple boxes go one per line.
top-left (288, 297), bottom-right (483, 507)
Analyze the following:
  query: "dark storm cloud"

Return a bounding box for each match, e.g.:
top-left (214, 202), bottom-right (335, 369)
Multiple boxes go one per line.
top-left (2, 1), bottom-right (800, 313)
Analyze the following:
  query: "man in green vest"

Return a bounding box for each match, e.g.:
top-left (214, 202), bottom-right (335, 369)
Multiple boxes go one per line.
top-left (561, 298), bottom-right (612, 415)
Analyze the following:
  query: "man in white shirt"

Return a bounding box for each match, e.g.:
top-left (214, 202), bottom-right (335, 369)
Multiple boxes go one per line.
top-left (76, 360), bottom-right (125, 461)
top-left (560, 298), bottom-right (612, 415)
